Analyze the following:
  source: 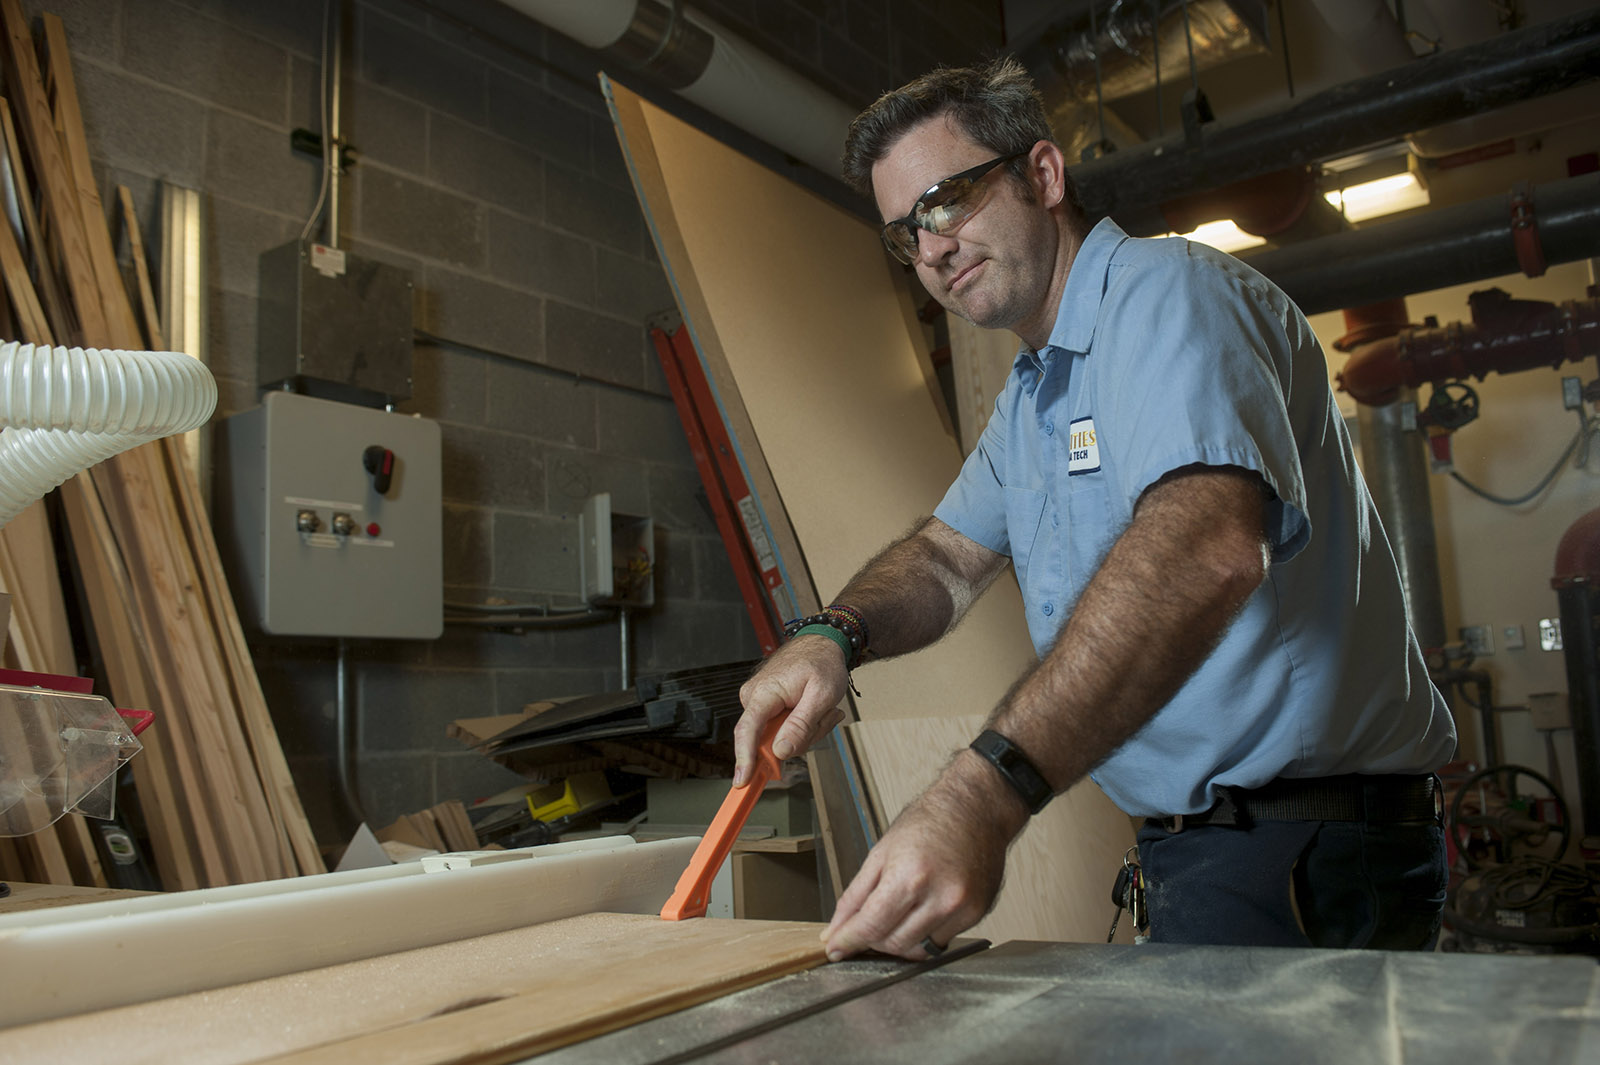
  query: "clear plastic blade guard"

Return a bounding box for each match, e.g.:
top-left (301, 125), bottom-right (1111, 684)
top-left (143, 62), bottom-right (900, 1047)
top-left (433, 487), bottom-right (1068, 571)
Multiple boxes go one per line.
top-left (0, 684), bottom-right (142, 836)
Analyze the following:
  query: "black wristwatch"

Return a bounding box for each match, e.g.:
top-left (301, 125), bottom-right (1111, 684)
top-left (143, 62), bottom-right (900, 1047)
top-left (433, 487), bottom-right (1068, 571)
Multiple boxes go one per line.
top-left (970, 729), bottom-right (1054, 815)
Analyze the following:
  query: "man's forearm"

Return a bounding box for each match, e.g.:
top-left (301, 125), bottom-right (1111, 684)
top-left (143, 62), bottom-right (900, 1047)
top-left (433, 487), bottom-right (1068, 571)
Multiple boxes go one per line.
top-left (831, 517), bottom-right (1006, 659)
top-left (986, 468), bottom-right (1271, 797)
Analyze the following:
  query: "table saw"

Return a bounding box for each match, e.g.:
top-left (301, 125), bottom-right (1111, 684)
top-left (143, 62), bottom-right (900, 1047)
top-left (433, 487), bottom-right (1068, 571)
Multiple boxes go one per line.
top-left (3, 835), bottom-right (1597, 1065)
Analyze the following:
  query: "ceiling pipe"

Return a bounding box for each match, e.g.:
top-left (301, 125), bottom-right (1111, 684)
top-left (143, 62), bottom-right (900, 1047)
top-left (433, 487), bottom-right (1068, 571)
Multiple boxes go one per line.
top-left (1025, 0), bottom-right (1268, 105)
top-left (1069, 7), bottom-right (1600, 235)
top-left (1337, 289), bottom-right (1600, 407)
top-left (1244, 173), bottom-right (1600, 316)
top-left (495, 0), bottom-right (857, 176)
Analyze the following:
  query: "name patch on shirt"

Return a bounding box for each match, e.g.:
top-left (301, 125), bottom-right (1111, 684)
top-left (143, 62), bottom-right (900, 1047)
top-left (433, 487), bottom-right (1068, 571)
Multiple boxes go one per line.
top-left (1068, 417), bottom-right (1100, 474)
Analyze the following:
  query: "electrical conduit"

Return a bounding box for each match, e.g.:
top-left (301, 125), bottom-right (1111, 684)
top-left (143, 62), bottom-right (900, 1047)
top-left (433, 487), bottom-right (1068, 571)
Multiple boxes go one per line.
top-left (0, 342), bottom-right (216, 528)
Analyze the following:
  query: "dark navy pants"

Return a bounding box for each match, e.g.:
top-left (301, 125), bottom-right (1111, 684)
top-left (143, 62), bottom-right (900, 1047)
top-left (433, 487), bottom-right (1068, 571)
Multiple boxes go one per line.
top-left (1135, 817), bottom-right (1449, 950)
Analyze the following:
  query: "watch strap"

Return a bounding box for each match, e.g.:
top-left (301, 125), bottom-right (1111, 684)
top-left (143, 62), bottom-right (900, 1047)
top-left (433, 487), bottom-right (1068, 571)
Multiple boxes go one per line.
top-left (970, 729), bottom-right (1053, 815)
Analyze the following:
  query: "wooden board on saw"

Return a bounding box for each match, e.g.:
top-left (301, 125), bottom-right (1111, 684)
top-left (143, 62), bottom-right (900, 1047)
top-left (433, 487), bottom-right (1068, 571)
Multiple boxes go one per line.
top-left (0, 912), bottom-right (829, 1065)
top-left (849, 715), bottom-right (1137, 946)
top-left (604, 81), bottom-right (1134, 939)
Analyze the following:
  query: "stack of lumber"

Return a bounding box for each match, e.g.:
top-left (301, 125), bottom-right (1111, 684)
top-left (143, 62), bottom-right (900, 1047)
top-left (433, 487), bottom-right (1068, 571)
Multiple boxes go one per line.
top-left (376, 800), bottom-right (478, 853)
top-left (0, 1), bottom-right (322, 887)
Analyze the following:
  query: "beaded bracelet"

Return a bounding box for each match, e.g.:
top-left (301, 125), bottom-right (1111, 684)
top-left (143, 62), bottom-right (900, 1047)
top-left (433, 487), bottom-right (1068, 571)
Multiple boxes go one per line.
top-left (783, 604), bottom-right (871, 670)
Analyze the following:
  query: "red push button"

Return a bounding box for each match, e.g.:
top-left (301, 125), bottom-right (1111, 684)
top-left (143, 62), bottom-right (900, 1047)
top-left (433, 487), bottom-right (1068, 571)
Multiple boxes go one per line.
top-left (366, 523), bottom-right (381, 538)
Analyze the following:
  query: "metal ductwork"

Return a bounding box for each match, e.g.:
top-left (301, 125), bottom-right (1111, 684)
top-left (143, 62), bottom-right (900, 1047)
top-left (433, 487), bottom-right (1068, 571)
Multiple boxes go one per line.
top-left (1068, 7), bottom-right (1600, 236)
top-left (1245, 173), bottom-right (1600, 316)
top-left (1019, 1), bottom-right (1267, 163)
top-left (495, 0), bottom-right (857, 176)
top-left (1027, 0), bottom-right (1269, 105)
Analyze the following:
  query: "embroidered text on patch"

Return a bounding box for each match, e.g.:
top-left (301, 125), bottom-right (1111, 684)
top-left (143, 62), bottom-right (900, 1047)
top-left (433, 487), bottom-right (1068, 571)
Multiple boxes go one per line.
top-left (1068, 416), bottom-right (1100, 474)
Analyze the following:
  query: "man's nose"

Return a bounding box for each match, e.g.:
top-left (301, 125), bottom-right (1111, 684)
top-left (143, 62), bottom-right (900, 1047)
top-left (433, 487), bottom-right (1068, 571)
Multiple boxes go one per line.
top-left (917, 227), bottom-right (958, 266)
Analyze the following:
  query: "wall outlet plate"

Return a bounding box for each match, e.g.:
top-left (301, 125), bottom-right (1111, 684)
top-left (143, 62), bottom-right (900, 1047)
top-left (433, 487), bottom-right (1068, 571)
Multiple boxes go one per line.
top-left (1460, 624), bottom-right (1494, 656)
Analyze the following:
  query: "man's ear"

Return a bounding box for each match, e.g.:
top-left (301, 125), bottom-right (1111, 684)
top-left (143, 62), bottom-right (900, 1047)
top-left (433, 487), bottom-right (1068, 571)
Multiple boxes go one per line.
top-left (1028, 141), bottom-right (1068, 209)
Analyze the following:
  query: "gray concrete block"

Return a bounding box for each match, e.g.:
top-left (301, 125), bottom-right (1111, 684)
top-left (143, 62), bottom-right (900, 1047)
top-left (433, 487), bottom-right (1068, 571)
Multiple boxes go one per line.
top-left (694, 534), bottom-right (746, 604)
top-left (359, 666), bottom-right (496, 751)
top-left (417, 268), bottom-right (541, 362)
top-left (284, 753), bottom-right (345, 845)
top-left (492, 511), bottom-right (580, 596)
top-left (544, 301), bottom-right (647, 390)
top-left (402, 341), bottom-right (487, 425)
top-left (123, 0), bottom-right (290, 124)
top-left (487, 68), bottom-right (591, 175)
top-left (635, 599), bottom-right (748, 673)
top-left (357, 6), bottom-right (487, 126)
top-left (211, 373), bottom-right (259, 421)
top-left (655, 527), bottom-right (699, 602)
top-left (207, 287), bottom-right (259, 385)
top-left (434, 750), bottom-right (530, 804)
top-left (427, 622), bottom-right (554, 671)
top-left (321, 77), bottom-right (428, 175)
top-left (483, 361), bottom-right (597, 448)
top-left (443, 502), bottom-right (493, 587)
top-left (208, 109), bottom-right (321, 218)
top-left (440, 422), bottom-right (545, 508)
top-left (254, 650), bottom-right (337, 757)
top-left (210, 197), bottom-right (297, 297)
top-left (594, 247), bottom-right (673, 325)
top-left (647, 464), bottom-right (717, 536)
top-left (595, 389), bottom-right (692, 467)
top-left (356, 167), bottom-right (485, 268)
top-left (428, 116), bottom-right (545, 217)
top-left (590, 117), bottom-right (633, 191)
top-left (543, 160), bottom-right (644, 253)
top-left (75, 62), bottom-right (207, 188)
top-left (353, 752), bottom-right (436, 830)
top-left (38, 0), bottom-right (121, 63)
top-left (191, 0), bottom-right (324, 57)
top-left (488, 212), bottom-right (594, 306)
top-left (542, 445), bottom-right (650, 516)
top-left (820, 27), bottom-right (894, 109)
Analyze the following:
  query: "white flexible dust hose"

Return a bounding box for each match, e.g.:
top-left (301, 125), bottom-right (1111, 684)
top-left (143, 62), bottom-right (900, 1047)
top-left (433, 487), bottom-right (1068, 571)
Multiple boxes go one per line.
top-left (0, 342), bottom-right (216, 528)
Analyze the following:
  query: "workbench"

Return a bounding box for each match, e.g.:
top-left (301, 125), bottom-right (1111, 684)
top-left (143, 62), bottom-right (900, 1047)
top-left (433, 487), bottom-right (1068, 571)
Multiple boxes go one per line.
top-left (538, 939), bottom-right (1600, 1065)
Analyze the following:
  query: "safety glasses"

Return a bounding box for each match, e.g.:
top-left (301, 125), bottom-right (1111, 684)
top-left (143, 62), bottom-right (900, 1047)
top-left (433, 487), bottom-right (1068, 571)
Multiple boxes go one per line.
top-left (879, 149), bottom-right (1031, 265)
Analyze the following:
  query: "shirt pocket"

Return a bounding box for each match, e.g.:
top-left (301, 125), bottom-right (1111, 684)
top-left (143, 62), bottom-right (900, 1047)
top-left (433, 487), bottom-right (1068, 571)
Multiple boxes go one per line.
top-left (1003, 486), bottom-right (1048, 589)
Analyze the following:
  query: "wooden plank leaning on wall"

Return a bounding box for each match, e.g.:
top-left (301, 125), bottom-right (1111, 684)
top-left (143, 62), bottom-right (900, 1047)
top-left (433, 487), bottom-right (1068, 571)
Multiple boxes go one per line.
top-left (0, 0), bottom-right (323, 887)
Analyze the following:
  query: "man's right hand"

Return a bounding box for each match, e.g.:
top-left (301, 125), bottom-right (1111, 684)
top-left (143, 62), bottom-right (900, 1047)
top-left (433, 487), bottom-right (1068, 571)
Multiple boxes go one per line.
top-left (733, 635), bottom-right (850, 786)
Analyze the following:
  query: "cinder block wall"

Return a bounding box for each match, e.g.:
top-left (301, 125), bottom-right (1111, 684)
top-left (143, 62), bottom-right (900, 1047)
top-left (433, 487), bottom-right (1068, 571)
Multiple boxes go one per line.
top-left (44, 0), bottom-right (1000, 841)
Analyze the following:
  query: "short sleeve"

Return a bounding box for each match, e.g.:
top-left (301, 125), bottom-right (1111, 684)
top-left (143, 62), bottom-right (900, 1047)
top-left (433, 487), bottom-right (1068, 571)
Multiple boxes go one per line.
top-left (934, 383), bottom-right (1014, 554)
top-left (1095, 245), bottom-right (1311, 561)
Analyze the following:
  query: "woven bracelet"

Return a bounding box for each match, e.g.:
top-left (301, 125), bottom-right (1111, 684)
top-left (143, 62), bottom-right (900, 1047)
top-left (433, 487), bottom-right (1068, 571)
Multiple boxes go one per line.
top-left (782, 605), bottom-right (870, 669)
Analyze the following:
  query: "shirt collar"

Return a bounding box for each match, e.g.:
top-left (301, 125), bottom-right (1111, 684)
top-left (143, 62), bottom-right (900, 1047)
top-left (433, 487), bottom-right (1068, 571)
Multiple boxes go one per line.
top-left (1045, 216), bottom-right (1130, 356)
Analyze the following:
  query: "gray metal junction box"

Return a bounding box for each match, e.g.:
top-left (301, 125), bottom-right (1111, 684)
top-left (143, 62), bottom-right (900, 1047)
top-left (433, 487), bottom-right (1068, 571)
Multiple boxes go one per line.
top-left (214, 391), bottom-right (442, 639)
top-left (257, 240), bottom-right (415, 401)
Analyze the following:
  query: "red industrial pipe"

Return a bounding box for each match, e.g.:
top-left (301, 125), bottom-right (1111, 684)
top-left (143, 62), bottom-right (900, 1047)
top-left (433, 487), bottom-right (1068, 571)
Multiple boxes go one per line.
top-left (1336, 289), bottom-right (1600, 406)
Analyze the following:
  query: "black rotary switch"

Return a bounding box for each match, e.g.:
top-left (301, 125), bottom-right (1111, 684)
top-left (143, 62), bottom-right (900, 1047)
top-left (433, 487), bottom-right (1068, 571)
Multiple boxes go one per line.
top-left (363, 445), bottom-right (395, 495)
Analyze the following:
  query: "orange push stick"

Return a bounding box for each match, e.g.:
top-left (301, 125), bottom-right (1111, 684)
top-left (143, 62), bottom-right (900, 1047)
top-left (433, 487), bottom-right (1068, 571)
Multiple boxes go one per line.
top-left (661, 710), bottom-right (789, 920)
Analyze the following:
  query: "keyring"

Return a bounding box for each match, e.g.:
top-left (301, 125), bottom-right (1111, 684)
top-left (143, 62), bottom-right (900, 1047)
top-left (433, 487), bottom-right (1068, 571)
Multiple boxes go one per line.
top-left (920, 936), bottom-right (946, 957)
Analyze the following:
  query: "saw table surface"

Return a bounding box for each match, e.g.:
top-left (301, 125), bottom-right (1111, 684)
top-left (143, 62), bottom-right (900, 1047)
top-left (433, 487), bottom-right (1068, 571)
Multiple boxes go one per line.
top-left (534, 940), bottom-right (1600, 1064)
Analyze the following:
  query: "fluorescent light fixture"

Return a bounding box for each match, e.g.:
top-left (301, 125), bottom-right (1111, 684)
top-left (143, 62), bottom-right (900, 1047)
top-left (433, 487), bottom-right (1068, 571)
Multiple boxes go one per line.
top-left (1324, 171), bottom-right (1429, 222)
top-left (1172, 219), bottom-right (1267, 254)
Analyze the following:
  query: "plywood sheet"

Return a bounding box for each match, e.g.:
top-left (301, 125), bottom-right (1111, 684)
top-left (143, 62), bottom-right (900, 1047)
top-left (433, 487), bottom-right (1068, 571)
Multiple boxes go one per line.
top-left (850, 716), bottom-right (1136, 946)
top-left (0, 913), bottom-right (828, 1065)
top-left (608, 80), bottom-right (1036, 723)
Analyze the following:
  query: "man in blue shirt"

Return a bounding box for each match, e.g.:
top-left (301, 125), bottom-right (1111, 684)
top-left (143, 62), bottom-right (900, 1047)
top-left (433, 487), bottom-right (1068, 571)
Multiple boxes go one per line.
top-left (732, 57), bottom-right (1456, 959)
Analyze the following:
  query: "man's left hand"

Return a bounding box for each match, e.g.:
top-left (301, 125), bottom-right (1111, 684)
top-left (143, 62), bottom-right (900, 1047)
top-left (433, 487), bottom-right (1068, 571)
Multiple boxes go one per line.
top-left (822, 755), bottom-right (1023, 960)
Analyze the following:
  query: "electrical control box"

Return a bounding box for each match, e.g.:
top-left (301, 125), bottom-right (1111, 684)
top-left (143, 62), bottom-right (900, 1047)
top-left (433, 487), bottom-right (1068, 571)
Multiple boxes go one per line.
top-left (579, 493), bottom-right (654, 608)
top-left (214, 391), bottom-right (442, 639)
top-left (257, 240), bottom-right (415, 402)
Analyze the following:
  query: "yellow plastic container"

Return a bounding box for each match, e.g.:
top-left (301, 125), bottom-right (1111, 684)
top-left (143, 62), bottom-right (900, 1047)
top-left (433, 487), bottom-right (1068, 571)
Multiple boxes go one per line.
top-left (526, 771), bottom-right (611, 822)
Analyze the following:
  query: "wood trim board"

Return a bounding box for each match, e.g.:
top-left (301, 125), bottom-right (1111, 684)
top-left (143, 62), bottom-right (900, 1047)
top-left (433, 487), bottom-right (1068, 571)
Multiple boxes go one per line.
top-left (0, 836), bottom-right (699, 1027)
top-left (603, 82), bottom-right (1133, 942)
top-left (0, 913), bottom-right (828, 1065)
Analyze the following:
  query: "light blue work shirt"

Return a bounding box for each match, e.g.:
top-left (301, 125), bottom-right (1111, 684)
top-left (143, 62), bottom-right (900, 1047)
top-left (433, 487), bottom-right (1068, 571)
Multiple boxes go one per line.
top-left (935, 218), bottom-right (1457, 817)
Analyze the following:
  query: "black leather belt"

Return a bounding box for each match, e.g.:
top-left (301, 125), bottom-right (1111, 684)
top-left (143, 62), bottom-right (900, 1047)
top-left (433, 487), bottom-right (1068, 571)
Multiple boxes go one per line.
top-left (1151, 773), bottom-right (1442, 832)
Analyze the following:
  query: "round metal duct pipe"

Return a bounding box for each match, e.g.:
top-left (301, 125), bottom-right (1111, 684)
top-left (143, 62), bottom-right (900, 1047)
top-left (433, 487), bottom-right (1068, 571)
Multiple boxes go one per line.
top-left (496, 0), bottom-right (857, 177)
